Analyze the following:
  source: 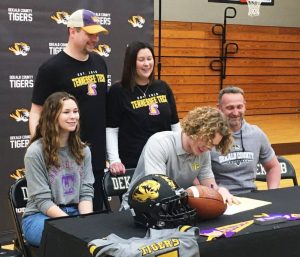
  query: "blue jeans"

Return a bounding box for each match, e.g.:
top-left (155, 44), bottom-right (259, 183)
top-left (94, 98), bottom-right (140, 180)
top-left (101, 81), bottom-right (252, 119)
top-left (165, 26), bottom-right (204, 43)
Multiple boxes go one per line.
top-left (22, 206), bottom-right (79, 246)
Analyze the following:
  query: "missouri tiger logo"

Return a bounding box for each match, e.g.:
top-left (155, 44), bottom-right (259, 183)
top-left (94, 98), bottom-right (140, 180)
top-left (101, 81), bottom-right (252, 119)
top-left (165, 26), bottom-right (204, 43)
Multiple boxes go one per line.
top-left (93, 44), bottom-right (111, 57)
top-left (128, 15), bottom-right (145, 28)
top-left (132, 180), bottom-right (160, 202)
top-left (51, 11), bottom-right (69, 25)
top-left (10, 168), bottom-right (25, 180)
top-left (9, 42), bottom-right (30, 56)
top-left (10, 108), bottom-right (30, 122)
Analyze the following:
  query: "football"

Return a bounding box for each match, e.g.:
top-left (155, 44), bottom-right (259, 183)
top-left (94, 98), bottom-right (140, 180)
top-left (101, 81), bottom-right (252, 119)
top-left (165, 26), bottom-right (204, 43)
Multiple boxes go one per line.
top-left (185, 185), bottom-right (227, 219)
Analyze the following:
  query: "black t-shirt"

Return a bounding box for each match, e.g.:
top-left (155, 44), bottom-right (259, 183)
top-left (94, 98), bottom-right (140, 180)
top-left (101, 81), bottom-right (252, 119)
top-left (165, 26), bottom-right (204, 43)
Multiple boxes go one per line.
top-left (32, 51), bottom-right (107, 171)
top-left (106, 80), bottom-right (179, 167)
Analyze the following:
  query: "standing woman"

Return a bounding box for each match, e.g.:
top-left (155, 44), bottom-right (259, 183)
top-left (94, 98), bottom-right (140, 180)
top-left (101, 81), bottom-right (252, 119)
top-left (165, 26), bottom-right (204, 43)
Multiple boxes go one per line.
top-left (106, 41), bottom-right (180, 174)
top-left (22, 92), bottom-right (94, 246)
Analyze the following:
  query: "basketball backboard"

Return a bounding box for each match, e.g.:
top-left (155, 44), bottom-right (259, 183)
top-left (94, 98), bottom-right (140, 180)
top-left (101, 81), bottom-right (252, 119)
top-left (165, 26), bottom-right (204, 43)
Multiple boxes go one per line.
top-left (208, 0), bottom-right (274, 5)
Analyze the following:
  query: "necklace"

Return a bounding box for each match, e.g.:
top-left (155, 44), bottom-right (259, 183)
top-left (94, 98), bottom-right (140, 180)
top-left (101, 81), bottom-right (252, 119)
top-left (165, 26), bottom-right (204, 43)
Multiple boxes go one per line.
top-left (136, 85), bottom-right (149, 97)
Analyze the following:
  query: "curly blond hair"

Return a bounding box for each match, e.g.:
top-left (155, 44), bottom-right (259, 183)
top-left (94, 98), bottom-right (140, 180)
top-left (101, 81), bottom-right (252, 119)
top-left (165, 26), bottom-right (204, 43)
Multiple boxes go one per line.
top-left (181, 106), bottom-right (233, 155)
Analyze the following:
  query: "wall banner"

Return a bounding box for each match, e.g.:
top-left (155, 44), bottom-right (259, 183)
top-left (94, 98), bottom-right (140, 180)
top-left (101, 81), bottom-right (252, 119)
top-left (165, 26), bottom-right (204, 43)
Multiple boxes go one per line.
top-left (0, 0), bottom-right (153, 242)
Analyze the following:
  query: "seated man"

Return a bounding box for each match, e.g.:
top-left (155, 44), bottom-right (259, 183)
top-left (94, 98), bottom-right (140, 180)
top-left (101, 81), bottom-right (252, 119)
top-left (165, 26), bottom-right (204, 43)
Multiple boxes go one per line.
top-left (121, 106), bottom-right (239, 210)
top-left (211, 86), bottom-right (281, 194)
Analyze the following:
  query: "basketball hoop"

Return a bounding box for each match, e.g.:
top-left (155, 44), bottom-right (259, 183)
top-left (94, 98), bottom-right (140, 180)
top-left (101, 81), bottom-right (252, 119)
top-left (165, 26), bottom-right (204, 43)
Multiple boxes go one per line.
top-left (247, 0), bottom-right (263, 17)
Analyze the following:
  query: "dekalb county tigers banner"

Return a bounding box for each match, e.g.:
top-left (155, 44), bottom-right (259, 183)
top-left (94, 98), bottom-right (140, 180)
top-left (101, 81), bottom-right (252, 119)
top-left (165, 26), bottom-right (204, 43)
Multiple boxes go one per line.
top-left (0, 0), bottom-right (153, 242)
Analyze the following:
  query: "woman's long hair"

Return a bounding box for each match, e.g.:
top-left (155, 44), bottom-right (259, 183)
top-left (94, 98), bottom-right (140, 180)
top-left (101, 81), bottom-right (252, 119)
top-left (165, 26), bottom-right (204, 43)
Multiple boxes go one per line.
top-left (121, 41), bottom-right (155, 91)
top-left (30, 92), bottom-right (86, 168)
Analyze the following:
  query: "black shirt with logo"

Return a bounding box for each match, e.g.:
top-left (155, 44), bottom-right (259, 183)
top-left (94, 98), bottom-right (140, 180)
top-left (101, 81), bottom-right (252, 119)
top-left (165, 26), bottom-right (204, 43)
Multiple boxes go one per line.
top-left (32, 51), bottom-right (108, 171)
top-left (107, 80), bottom-right (179, 168)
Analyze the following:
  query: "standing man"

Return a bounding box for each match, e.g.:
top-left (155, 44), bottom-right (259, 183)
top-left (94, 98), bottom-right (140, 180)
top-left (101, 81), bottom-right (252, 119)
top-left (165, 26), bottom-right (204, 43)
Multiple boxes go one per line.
top-left (211, 86), bottom-right (281, 195)
top-left (122, 106), bottom-right (239, 210)
top-left (29, 9), bottom-right (108, 211)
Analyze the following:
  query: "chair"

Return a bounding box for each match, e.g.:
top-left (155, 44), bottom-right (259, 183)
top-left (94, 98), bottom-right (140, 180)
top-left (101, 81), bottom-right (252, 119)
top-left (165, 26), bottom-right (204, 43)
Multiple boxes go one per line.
top-left (8, 177), bottom-right (39, 257)
top-left (256, 156), bottom-right (298, 186)
top-left (102, 168), bottom-right (135, 211)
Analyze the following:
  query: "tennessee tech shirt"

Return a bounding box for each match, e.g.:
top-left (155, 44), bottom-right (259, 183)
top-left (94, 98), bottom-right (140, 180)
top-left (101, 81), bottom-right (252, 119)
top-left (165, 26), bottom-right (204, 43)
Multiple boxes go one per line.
top-left (32, 51), bottom-right (107, 171)
top-left (88, 225), bottom-right (200, 257)
top-left (106, 80), bottom-right (179, 167)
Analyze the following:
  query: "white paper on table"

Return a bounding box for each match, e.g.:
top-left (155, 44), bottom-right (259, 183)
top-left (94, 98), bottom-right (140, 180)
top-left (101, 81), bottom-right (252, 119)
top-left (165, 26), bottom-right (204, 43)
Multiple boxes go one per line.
top-left (223, 197), bottom-right (272, 215)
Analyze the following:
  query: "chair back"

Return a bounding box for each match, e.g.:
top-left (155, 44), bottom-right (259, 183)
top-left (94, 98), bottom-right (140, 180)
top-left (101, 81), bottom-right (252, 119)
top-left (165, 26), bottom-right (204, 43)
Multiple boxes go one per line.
top-left (256, 156), bottom-right (298, 186)
top-left (10, 177), bottom-right (28, 210)
top-left (102, 168), bottom-right (135, 211)
top-left (8, 177), bottom-right (29, 257)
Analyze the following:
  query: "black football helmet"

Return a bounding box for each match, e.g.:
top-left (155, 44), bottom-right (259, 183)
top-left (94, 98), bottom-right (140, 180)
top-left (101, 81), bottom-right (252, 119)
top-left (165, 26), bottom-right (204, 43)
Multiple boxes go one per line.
top-left (128, 174), bottom-right (196, 229)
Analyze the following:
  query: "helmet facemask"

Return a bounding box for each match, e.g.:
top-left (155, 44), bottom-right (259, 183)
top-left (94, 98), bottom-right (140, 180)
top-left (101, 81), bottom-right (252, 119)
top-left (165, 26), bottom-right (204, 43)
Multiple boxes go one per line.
top-left (129, 174), bottom-right (197, 229)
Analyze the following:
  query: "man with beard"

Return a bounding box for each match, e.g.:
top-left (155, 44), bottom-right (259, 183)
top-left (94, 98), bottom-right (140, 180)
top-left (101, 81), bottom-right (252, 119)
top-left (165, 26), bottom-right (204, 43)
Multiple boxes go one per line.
top-left (29, 9), bottom-right (108, 211)
top-left (210, 86), bottom-right (281, 195)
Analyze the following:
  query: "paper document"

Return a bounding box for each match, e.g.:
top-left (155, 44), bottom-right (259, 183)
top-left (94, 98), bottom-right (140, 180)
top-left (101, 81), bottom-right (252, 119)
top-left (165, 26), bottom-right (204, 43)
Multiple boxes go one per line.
top-left (224, 197), bottom-right (271, 215)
